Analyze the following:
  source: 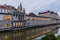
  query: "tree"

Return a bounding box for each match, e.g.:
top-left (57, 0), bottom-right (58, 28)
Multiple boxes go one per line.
top-left (41, 34), bottom-right (56, 40)
top-left (57, 35), bottom-right (60, 40)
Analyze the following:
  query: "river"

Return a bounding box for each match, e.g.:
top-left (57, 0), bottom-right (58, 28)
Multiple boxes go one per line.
top-left (34, 28), bottom-right (60, 40)
top-left (0, 28), bottom-right (60, 40)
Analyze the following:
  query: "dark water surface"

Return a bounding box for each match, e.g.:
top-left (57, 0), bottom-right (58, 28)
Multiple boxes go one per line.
top-left (34, 28), bottom-right (60, 40)
top-left (0, 31), bottom-right (26, 40)
top-left (0, 28), bottom-right (60, 40)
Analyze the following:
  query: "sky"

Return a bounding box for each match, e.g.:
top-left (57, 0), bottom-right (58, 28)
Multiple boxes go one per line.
top-left (0, 0), bottom-right (60, 15)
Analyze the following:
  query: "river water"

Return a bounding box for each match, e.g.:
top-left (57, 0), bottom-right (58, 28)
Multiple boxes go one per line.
top-left (34, 28), bottom-right (60, 40)
top-left (0, 28), bottom-right (60, 40)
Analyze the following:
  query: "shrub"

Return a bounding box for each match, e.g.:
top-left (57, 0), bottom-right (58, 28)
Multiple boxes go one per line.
top-left (41, 34), bottom-right (56, 40)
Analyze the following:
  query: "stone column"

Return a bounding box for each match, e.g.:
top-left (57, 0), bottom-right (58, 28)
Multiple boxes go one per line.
top-left (11, 13), bottom-right (14, 28)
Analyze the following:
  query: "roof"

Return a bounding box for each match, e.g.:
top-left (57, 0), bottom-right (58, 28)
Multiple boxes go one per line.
top-left (0, 5), bottom-right (16, 10)
top-left (26, 12), bottom-right (50, 18)
top-left (0, 13), bottom-right (11, 15)
top-left (26, 12), bottom-right (37, 17)
top-left (38, 10), bottom-right (58, 15)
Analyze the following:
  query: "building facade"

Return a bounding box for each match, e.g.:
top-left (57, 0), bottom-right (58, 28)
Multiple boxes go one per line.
top-left (26, 12), bottom-right (59, 26)
top-left (0, 13), bottom-right (12, 29)
top-left (38, 10), bottom-right (59, 19)
top-left (0, 4), bottom-right (59, 29)
top-left (0, 4), bottom-right (16, 13)
top-left (12, 4), bottom-right (26, 28)
top-left (0, 4), bottom-right (26, 29)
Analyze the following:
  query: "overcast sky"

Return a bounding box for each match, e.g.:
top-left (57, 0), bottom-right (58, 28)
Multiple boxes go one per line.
top-left (0, 0), bottom-right (60, 15)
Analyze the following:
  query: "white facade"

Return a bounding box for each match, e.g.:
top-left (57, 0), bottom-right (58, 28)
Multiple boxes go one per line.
top-left (0, 8), bottom-right (14, 13)
top-left (38, 11), bottom-right (59, 19)
top-left (0, 14), bottom-right (12, 28)
top-left (0, 14), bottom-right (12, 20)
top-left (0, 4), bottom-right (59, 29)
top-left (26, 12), bottom-right (59, 26)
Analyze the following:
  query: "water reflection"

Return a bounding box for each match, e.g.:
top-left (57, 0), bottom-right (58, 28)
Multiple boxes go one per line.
top-left (34, 28), bottom-right (60, 40)
top-left (0, 28), bottom-right (60, 40)
top-left (0, 31), bottom-right (26, 40)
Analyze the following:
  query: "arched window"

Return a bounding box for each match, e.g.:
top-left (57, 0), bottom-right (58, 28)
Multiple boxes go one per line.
top-left (36, 17), bottom-right (38, 21)
top-left (4, 15), bottom-right (10, 20)
top-left (1, 9), bottom-right (2, 12)
top-left (32, 17), bottom-right (35, 21)
top-left (4, 23), bottom-right (9, 28)
top-left (26, 16), bottom-right (30, 21)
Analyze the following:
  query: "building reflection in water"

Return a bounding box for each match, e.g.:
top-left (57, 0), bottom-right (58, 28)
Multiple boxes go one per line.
top-left (0, 27), bottom-right (58, 40)
top-left (0, 31), bottom-right (26, 40)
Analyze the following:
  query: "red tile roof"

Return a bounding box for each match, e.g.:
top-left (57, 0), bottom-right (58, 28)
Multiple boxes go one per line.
top-left (0, 5), bottom-right (16, 10)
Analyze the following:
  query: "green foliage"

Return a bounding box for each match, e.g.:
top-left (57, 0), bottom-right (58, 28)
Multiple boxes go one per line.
top-left (41, 34), bottom-right (56, 40)
top-left (57, 35), bottom-right (60, 40)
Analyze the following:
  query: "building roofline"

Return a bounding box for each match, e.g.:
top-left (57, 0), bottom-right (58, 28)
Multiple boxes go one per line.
top-left (38, 10), bottom-right (58, 15)
top-left (0, 13), bottom-right (11, 15)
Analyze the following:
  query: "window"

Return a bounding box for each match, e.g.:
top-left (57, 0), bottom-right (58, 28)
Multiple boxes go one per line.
top-left (45, 18), bottom-right (51, 20)
top-left (2, 9), bottom-right (4, 12)
top-left (36, 22), bottom-right (38, 24)
top-left (28, 23), bottom-right (29, 25)
top-left (1, 9), bottom-right (2, 12)
top-left (19, 22), bottom-right (20, 26)
top-left (13, 22), bottom-right (19, 27)
top-left (40, 18), bottom-right (45, 20)
top-left (23, 15), bottom-right (24, 20)
top-left (16, 22), bottom-right (18, 27)
top-left (4, 15), bottom-right (10, 20)
top-left (8, 10), bottom-right (10, 12)
top-left (26, 16), bottom-right (30, 21)
top-left (13, 23), bottom-right (16, 27)
top-left (38, 18), bottom-right (39, 20)
top-left (4, 9), bottom-right (6, 12)
top-left (4, 23), bottom-right (9, 28)
top-left (32, 17), bottom-right (35, 21)
top-left (36, 17), bottom-right (38, 21)
top-left (6, 10), bottom-right (8, 13)
top-left (33, 22), bottom-right (34, 24)
top-left (21, 22), bottom-right (23, 26)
